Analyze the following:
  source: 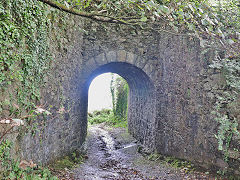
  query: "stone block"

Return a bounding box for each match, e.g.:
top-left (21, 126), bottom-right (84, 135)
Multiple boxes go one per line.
top-left (126, 52), bottom-right (137, 64)
top-left (119, 144), bottom-right (139, 155)
top-left (95, 53), bottom-right (107, 66)
top-left (216, 158), bottom-right (229, 168)
top-left (143, 64), bottom-right (153, 75)
top-left (203, 82), bottom-right (212, 91)
top-left (135, 57), bottom-right (146, 69)
top-left (117, 50), bottom-right (127, 62)
top-left (106, 51), bottom-right (117, 63)
top-left (228, 150), bottom-right (240, 159)
top-left (85, 58), bottom-right (97, 69)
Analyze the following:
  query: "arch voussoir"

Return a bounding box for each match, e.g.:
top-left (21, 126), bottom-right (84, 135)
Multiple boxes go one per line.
top-left (94, 52), bottom-right (107, 66)
top-left (117, 50), bottom-right (127, 62)
top-left (106, 51), bottom-right (117, 63)
top-left (134, 56), bottom-right (147, 70)
top-left (126, 52), bottom-right (137, 65)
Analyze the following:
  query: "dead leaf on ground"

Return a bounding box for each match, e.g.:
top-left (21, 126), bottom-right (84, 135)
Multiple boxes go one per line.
top-left (19, 160), bottom-right (36, 169)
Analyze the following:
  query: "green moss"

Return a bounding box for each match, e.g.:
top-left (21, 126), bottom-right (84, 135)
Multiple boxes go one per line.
top-left (50, 156), bottom-right (75, 170)
top-left (49, 152), bottom-right (85, 170)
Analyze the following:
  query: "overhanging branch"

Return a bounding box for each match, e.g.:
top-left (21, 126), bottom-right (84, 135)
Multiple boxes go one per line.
top-left (36, 0), bottom-right (190, 36)
top-left (37, 0), bottom-right (141, 25)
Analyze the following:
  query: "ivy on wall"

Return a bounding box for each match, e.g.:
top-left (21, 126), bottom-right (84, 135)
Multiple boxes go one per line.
top-left (0, 0), bottom-right (56, 177)
top-left (0, 0), bottom-right (51, 117)
top-left (210, 57), bottom-right (240, 162)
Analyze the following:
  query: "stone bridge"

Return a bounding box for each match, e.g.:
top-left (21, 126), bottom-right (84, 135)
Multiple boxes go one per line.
top-left (19, 20), bottom-right (228, 169)
top-left (82, 50), bottom-right (157, 147)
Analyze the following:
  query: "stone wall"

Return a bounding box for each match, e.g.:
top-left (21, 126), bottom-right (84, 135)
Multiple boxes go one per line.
top-left (1, 8), bottom-right (238, 171)
top-left (19, 12), bottom-right (87, 163)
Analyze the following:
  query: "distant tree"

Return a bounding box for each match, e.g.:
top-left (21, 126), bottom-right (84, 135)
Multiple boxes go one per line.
top-left (110, 75), bottom-right (128, 121)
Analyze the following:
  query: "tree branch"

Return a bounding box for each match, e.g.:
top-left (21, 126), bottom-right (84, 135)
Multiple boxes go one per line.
top-left (37, 0), bottom-right (140, 25)
top-left (0, 126), bottom-right (14, 143)
top-left (37, 0), bottom-right (188, 36)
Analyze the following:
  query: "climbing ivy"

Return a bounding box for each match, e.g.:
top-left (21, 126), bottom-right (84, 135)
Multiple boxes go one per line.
top-left (0, 0), bottom-right (54, 177)
top-left (0, 0), bottom-right (51, 116)
top-left (207, 1), bottom-right (240, 164)
top-left (210, 57), bottom-right (240, 160)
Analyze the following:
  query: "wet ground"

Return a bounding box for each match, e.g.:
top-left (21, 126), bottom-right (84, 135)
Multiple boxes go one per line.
top-left (56, 124), bottom-right (217, 180)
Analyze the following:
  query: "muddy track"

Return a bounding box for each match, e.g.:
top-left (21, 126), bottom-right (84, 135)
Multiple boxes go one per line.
top-left (73, 124), bottom-right (151, 180)
top-left (68, 124), bottom-right (215, 180)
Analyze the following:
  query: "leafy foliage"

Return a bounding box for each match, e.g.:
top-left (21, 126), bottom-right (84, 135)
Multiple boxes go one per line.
top-left (0, 140), bottom-right (57, 179)
top-left (206, 0), bottom-right (240, 162)
top-left (88, 109), bottom-right (113, 125)
top-left (110, 75), bottom-right (129, 121)
top-left (0, 0), bottom-right (51, 116)
top-left (210, 57), bottom-right (240, 157)
top-left (88, 109), bottom-right (128, 128)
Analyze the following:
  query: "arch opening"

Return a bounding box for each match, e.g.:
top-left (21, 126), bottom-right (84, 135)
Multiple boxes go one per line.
top-left (88, 73), bottom-right (116, 113)
top-left (81, 62), bottom-right (156, 147)
top-left (87, 73), bottom-right (129, 128)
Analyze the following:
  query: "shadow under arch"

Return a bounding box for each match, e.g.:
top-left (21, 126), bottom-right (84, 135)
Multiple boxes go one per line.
top-left (82, 62), bottom-right (156, 147)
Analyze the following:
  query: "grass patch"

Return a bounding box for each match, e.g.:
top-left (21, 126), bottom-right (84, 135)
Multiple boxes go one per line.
top-left (143, 152), bottom-right (236, 179)
top-left (88, 109), bottom-right (127, 128)
top-left (141, 152), bottom-right (196, 174)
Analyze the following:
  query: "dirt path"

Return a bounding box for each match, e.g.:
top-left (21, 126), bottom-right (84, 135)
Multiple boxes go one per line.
top-left (68, 124), bottom-right (215, 180)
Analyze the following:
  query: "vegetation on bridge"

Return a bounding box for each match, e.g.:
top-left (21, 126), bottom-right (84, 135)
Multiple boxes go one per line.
top-left (0, 0), bottom-right (239, 178)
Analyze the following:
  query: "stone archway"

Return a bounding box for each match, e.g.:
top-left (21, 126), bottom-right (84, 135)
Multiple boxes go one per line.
top-left (77, 50), bottom-right (157, 148)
